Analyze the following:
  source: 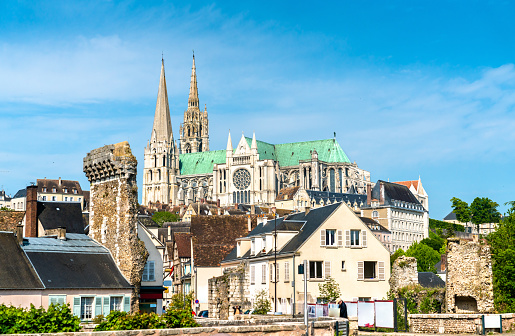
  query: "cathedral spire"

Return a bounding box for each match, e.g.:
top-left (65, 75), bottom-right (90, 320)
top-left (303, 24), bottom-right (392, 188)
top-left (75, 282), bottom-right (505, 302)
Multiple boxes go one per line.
top-left (226, 130), bottom-right (233, 151)
top-left (152, 58), bottom-right (173, 142)
top-left (251, 131), bottom-right (257, 150)
top-left (188, 52), bottom-right (199, 109)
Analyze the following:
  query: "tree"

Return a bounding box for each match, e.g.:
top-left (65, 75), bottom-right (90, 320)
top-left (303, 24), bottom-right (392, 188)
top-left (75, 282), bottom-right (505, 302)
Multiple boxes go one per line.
top-left (405, 242), bottom-right (440, 273)
top-left (318, 277), bottom-right (341, 303)
top-left (390, 248), bottom-right (405, 266)
top-left (450, 197), bottom-right (471, 223)
top-left (252, 289), bottom-right (271, 315)
top-left (152, 211), bottom-right (180, 227)
top-left (487, 201), bottom-right (515, 312)
top-left (470, 197), bottom-right (501, 232)
top-left (420, 230), bottom-right (445, 252)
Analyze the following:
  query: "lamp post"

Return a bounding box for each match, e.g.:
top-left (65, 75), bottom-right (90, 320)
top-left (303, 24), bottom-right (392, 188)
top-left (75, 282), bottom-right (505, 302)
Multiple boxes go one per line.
top-left (274, 211), bottom-right (277, 313)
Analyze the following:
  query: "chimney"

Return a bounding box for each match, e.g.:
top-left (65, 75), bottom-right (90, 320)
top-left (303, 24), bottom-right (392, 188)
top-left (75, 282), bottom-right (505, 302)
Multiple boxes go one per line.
top-left (247, 215), bottom-right (252, 232)
top-left (57, 226), bottom-right (66, 240)
top-left (58, 177), bottom-right (62, 186)
top-left (16, 223), bottom-right (24, 245)
top-left (379, 181), bottom-right (385, 205)
top-left (305, 207), bottom-right (311, 215)
top-left (251, 204), bottom-right (255, 215)
top-left (440, 254), bottom-right (447, 272)
top-left (366, 183), bottom-right (371, 205)
top-left (217, 199), bottom-right (220, 208)
top-left (25, 185), bottom-right (38, 237)
top-left (168, 224), bottom-right (172, 240)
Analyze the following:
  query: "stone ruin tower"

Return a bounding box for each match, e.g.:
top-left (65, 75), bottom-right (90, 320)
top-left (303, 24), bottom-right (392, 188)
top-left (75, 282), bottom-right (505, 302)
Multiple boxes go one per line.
top-left (445, 237), bottom-right (494, 313)
top-left (83, 141), bottom-right (148, 312)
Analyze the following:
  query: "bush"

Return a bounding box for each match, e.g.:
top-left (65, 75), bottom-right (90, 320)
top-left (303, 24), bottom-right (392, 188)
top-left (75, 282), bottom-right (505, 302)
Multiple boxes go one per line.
top-left (152, 211), bottom-right (180, 226)
top-left (94, 309), bottom-right (198, 331)
top-left (252, 289), bottom-right (271, 315)
top-left (0, 304), bottom-right (81, 334)
top-left (318, 276), bottom-right (341, 303)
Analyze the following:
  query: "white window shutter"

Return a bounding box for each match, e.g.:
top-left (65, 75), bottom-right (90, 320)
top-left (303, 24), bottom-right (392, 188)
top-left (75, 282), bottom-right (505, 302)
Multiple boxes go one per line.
top-left (357, 261), bottom-right (364, 280)
top-left (378, 261), bottom-right (385, 280)
top-left (324, 261), bottom-right (331, 278)
top-left (73, 297), bottom-right (81, 317)
top-left (262, 264), bottom-right (267, 284)
top-left (276, 263), bottom-right (280, 282)
top-left (320, 229), bottom-right (326, 246)
top-left (123, 296), bottom-right (130, 312)
top-left (103, 296), bottom-right (110, 314)
top-left (345, 230), bottom-right (350, 247)
top-left (337, 230), bottom-right (343, 247)
top-left (362, 230), bottom-right (367, 248)
top-left (95, 296), bottom-right (102, 317)
top-left (251, 265), bottom-right (256, 285)
top-left (49, 296), bottom-right (57, 306)
top-left (285, 262), bottom-right (290, 282)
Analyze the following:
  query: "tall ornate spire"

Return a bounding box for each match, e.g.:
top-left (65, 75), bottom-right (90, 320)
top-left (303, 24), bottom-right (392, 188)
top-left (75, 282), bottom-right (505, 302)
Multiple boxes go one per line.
top-left (152, 58), bottom-right (173, 142)
top-left (226, 130), bottom-right (233, 151)
top-left (251, 131), bottom-right (257, 150)
top-left (188, 52), bottom-right (199, 109)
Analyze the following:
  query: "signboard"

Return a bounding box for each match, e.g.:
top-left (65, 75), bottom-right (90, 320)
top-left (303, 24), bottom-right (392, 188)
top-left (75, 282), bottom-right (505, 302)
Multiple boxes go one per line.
top-left (357, 301), bottom-right (375, 327)
top-left (195, 299), bottom-right (199, 304)
top-left (484, 315), bottom-right (502, 329)
top-left (345, 301), bottom-right (358, 318)
top-left (375, 300), bottom-right (394, 328)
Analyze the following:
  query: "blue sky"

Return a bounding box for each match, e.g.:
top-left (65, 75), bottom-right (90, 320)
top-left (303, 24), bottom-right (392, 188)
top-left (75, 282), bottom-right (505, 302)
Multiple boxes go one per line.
top-left (1, 1), bottom-right (514, 219)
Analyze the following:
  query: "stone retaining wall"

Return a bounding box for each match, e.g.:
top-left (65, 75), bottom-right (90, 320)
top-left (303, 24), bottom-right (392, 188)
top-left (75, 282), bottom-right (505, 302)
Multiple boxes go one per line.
top-left (409, 313), bottom-right (515, 334)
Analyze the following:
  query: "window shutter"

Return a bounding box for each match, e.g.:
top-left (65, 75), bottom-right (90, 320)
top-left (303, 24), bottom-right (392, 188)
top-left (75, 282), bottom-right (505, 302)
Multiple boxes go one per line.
top-left (362, 230), bottom-right (367, 247)
top-left (270, 264), bottom-right (274, 282)
top-left (103, 296), bottom-right (110, 315)
top-left (58, 296), bottom-right (66, 305)
top-left (276, 263), bottom-right (280, 282)
top-left (95, 296), bottom-right (102, 317)
top-left (320, 229), bottom-right (326, 246)
top-left (262, 264), bottom-right (267, 284)
top-left (378, 261), bottom-right (385, 280)
top-left (49, 296), bottom-right (57, 306)
top-left (73, 297), bottom-right (81, 317)
top-left (337, 230), bottom-right (343, 247)
top-left (357, 261), bottom-right (364, 280)
top-left (345, 230), bottom-right (350, 248)
top-left (324, 261), bottom-right (331, 278)
top-left (250, 265), bottom-right (256, 285)
top-left (123, 296), bottom-right (131, 312)
top-left (284, 262), bottom-right (290, 282)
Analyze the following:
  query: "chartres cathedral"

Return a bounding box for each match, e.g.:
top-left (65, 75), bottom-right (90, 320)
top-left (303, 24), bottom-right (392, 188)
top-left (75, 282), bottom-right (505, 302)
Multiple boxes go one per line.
top-left (143, 55), bottom-right (370, 207)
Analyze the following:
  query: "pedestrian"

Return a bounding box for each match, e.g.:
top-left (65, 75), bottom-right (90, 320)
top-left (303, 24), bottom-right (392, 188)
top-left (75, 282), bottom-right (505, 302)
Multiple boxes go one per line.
top-left (338, 299), bottom-right (348, 318)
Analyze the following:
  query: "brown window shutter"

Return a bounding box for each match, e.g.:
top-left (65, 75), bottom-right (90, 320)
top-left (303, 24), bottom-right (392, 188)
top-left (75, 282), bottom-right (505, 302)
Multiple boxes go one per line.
top-left (362, 230), bottom-right (367, 248)
top-left (320, 229), bottom-right (326, 246)
top-left (337, 230), bottom-right (343, 247)
top-left (324, 261), bottom-right (331, 278)
top-left (345, 230), bottom-right (350, 248)
top-left (378, 261), bottom-right (385, 280)
top-left (357, 261), bottom-right (364, 280)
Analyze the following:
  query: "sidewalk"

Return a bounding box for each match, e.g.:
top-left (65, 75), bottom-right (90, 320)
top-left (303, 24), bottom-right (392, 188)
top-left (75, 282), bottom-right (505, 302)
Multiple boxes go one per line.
top-left (359, 332), bottom-right (515, 336)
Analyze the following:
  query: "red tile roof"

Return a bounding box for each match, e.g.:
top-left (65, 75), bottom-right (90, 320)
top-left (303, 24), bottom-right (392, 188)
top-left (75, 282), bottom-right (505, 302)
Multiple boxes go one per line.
top-left (393, 180), bottom-right (418, 190)
top-left (174, 232), bottom-right (192, 258)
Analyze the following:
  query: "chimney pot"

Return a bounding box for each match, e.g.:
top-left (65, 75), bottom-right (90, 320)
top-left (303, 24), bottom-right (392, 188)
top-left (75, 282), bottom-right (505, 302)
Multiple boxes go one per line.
top-left (16, 223), bottom-right (24, 245)
top-left (57, 226), bottom-right (66, 240)
top-left (25, 185), bottom-right (38, 237)
top-left (59, 177), bottom-right (62, 186)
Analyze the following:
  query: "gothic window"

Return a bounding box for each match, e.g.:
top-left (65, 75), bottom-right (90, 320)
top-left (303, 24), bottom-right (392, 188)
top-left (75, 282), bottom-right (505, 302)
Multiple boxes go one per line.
top-left (154, 156), bottom-right (157, 167)
top-left (185, 143), bottom-right (191, 153)
top-left (329, 169), bottom-right (335, 193)
top-left (149, 170), bottom-right (152, 182)
top-left (233, 169), bottom-right (251, 190)
top-left (163, 156), bottom-right (166, 166)
top-left (158, 169), bottom-right (161, 181)
top-left (339, 169), bottom-right (343, 191)
top-left (233, 191), bottom-right (236, 204)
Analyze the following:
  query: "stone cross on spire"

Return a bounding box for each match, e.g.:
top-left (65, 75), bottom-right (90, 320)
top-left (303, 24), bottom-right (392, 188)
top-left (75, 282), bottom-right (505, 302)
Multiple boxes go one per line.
top-left (151, 58), bottom-right (173, 143)
top-left (188, 52), bottom-right (199, 109)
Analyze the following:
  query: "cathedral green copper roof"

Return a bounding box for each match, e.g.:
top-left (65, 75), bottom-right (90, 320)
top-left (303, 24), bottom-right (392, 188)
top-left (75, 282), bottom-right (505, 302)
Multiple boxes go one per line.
top-left (179, 150), bottom-right (226, 175)
top-left (178, 138), bottom-right (350, 175)
top-left (275, 139), bottom-right (350, 167)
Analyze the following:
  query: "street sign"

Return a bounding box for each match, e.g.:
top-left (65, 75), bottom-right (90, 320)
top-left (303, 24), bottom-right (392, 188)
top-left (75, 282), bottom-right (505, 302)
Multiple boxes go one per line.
top-left (298, 264), bottom-right (304, 274)
top-left (195, 299), bottom-right (199, 304)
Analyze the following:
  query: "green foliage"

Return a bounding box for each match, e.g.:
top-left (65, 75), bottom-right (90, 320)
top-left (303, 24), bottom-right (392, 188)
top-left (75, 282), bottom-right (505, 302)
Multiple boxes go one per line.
top-left (405, 241), bottom-right (440, 273)
top-left (0, 206), bottom-right (13, 211)
top-left (470, 197), bottom-right (501, 232)
top-left (169, 292), bottom-right (194, 310)
top-left (487, 202), bottom-right (515, 312)
top-left (429, 218), bottom-right (465, 233)
top-left (152, 211), bottom-right (180, 227)
top-left (0, 304), bottom-right (81, 334)
top-left (94, 309), bottom-right (198, 331)
top-left (390, 248), bottom-right (405, 266)
top-left (318, 276), bottom-right (341, 303)
top-left (420, 230), bottom-right (445, 252)
top-left (450, 197), bottom-right (471, 223)
top-left (252, 289), bottom-right (271, 315)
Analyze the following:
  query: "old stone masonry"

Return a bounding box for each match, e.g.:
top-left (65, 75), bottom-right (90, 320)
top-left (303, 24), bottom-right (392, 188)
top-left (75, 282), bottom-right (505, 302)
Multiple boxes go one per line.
top-left (83, 141), bottom-right (148, 312)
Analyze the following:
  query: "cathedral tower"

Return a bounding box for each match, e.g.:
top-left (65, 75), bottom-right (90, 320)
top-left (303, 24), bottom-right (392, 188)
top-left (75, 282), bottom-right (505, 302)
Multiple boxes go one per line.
top-left (143, 58), bottom-right (179, 206)
top-left (179, 53), bottom-right (209, 153)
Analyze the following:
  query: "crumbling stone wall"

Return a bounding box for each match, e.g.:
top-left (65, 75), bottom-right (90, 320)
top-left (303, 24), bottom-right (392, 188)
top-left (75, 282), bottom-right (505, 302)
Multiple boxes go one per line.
top-left (445, 238), bottom-right (494, 313)
top-left (208, 263), bottom-right (251, 319)
top-left (84, 141), bottom-right (148, 312)
top-left (389, 256), bottom-right (418, 296)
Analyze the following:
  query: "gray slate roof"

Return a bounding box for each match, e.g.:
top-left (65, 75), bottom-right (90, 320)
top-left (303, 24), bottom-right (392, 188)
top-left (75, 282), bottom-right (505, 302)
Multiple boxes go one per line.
top-left (13, 188), bottom-right (26, 198)
top-left (444, 211), bottom-right (457, 221)
top-left (306, 190), bottom-right (366, 206)
top-left (0, 232), bottom-right (43, 289)
top-left (37, 202), bottom-right (85, 234)
top-left (418, 272), bottom-right (445, 288)
top-left (371, 180), bottom-right (421, 206)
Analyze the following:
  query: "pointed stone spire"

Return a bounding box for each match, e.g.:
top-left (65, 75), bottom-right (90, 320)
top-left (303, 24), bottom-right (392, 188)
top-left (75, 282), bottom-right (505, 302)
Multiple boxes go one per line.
top-left (152, 58), bottom-right (173, 142)
top-left (226, 130), bottom-right (233, 151)
top-left (188, 52), bottom-right (199, 109)
top-left (251, 131), bottom-right (257, 150)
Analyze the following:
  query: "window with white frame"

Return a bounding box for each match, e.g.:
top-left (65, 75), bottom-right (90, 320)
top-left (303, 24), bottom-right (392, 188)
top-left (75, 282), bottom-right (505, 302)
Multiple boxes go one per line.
top-left (326, 229), bottom-right (335, 246)
top-left (110, 296), bottom-right (123, 312)
top-left (350, 230), bottom-right (360, 246)
top-left (309, 261), bottom-right (323, 279)
top-left (80, 297), bottom-right (94, 320)
top-left (49, 295), bottom-right (66, 306)
top-left (142, 261), bottom-right (155, 281)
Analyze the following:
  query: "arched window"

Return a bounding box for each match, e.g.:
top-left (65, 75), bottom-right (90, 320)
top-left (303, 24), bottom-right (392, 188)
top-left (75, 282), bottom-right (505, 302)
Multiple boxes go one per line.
top-left (233, 192), bottom-right (236, 204)
top-left (158, 169), bottom-right (161, 181)
top-left (163, 155), bottom-right (166, 166)
top-left (187, 127), bottom-right (191, 137)
top-left (149, 170), bottom-right (153, 182)
top-left (372, 210), bottom-right (379, 218)
top-left (154, 156), bottom-right (157, 167)
top-left (329, 169), bottom-right (335, 192)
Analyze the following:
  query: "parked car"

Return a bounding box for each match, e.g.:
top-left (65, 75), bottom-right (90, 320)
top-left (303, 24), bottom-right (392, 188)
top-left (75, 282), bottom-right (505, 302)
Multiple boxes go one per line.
top-left (198, 310), bottom-right (209, 318)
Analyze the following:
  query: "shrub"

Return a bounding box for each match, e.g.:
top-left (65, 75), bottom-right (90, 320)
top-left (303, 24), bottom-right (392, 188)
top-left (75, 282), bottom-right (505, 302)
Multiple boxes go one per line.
top-left (94, 309), bottom-right (198, 331)
top-left (252, 289), bottom-right (271, 315)
top-left (0, 304), bottom-right (80, 334)
top-left (318, 276), bottom-right (341, 303)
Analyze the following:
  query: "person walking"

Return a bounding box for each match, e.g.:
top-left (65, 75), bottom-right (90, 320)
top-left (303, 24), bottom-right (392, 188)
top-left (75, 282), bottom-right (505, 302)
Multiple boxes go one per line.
top-left (338, 299), bottom-right (348, 318)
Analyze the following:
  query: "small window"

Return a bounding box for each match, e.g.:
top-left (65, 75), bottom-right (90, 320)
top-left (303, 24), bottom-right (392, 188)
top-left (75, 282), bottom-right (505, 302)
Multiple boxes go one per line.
top-left (42, 196), bottom-right (47, 201)
top-left (64, 188), bottom-right (68, 194)
top-left (42, 187), bottom-right (47, 192)
top-left (52, 188), bottom-right (56, 193)
top-left (372, 210), bottom-right (379, 218)
top-left (326, 229), bottom-right (336, 246)
top-left (262, 264), bottom-right (267, 284)
top-left (70, 197), bottom-right (74, 201)
top-left (52, 196), bottom-right (56, 201)
top-left (49, 295), bottom-right (66, 306)
top-left (341, 261), bottom-right (346, 270)
top-left (64, 197), bottom-right (68, 201)
top-left (73, 189), bottom-right (77, 194)
top-left (350, 230), bottom-right (360, 246)
top-left (309, 261), bottom-right (323, 279)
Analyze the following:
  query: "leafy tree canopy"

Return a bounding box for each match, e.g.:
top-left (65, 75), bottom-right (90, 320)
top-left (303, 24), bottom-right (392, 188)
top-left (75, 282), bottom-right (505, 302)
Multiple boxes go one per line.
top-left (390, 248), bottom-right (405, 266)
top-left (152, 211), bottom-right (180, 227)
top-left (487, 201), bottom-right (515, 313)
top-left (450, 197), bottom-right (471, 223)
top-left (406, 241), bottom-right (440, 273)
top-left (420, 230), bottom-right (445, 252)
top-left (318, 276), bottom-right (341, 303)
top-left (470, 197), bottom-right (501, 225)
